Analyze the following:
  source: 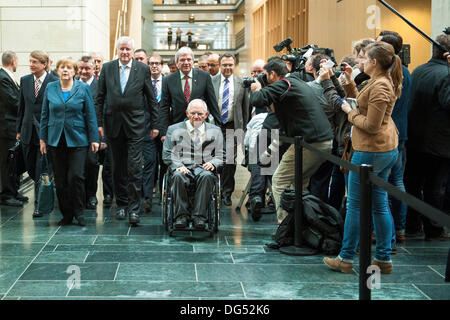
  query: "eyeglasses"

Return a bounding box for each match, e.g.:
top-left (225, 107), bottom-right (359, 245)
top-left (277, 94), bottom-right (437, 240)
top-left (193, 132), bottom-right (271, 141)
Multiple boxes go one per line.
top-left (149, 62), bottom-right (161, 66)
top-left (207, 63), bottom-right (218, 67)
top-left (189, 112), bottom-right (205, 116)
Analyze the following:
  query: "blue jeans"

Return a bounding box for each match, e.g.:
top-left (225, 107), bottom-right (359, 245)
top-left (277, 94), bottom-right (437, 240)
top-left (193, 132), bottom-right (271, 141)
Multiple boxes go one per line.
top-left (388, 141), bottom-right (407, 233)
top-left (339, 149), bottom-right (398, 263)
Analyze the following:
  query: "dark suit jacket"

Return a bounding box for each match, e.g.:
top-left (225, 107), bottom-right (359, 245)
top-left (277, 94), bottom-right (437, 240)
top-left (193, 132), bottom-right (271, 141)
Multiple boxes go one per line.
top-left (144, 75), bottom-right (164, 142)
top-left (162, 121), bottom-right (224, 172)
top-left (160, 69), bottom-right (221, 136)
top-left (0, 69), bottom-right (20, 140)
top-left (88, 77), bottom-right (99, 98)
top-left (40, 80), bottom-right (99, 147)
top-left (16, 72), bottom-right (59, 145)
top-left (212, 74), bottom-right (249, 130)
top-left (95, 59), bottom-right (158, 139)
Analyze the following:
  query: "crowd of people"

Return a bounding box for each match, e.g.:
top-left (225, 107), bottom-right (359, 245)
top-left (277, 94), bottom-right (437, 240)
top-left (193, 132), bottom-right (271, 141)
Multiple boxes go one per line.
top-left (0, 29), bottom-right (449, 275)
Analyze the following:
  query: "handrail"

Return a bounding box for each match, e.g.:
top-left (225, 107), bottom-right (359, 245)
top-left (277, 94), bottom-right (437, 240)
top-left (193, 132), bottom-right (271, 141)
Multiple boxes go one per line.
top-left (278, 135), bottom-right (450, 300)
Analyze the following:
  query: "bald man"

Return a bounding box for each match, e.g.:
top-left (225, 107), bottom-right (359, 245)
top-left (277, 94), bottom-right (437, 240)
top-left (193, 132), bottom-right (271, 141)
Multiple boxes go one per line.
top-left (207, 53), bottom-right (220, 77)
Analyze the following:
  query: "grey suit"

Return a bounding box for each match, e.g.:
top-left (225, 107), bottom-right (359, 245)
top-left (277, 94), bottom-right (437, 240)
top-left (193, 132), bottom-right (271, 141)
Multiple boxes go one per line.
top-left (211, 74), bottom-right (249, 199)
top-left (162, 121), bottom-right (223, 219)
top-left (211, 74), bottom-right (249, 131)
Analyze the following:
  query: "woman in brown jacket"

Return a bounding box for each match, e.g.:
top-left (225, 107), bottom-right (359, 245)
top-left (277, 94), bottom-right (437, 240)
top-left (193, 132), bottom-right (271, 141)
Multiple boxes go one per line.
top-left (324, 42), bottom-right (403, 274)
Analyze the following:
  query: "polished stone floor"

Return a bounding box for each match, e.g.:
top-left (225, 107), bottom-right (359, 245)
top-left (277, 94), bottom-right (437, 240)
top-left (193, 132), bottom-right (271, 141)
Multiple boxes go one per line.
top-left (0, 168), bottom-right (449, 300)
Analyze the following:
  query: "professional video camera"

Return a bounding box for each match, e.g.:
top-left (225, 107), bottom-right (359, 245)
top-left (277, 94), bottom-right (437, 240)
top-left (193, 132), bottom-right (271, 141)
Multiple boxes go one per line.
top-left (242, 72), bottom-right (269, 88)
top-left (273, 37), bottom-right (337, 76)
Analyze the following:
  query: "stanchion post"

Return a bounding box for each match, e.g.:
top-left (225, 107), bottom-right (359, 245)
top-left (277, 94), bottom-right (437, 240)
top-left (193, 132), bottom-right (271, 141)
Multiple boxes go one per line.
top-left (294, 136), bottom-right (304, 247)
top-left (359, 164), bottom-right (373, 300)
top-left (280, 136), bottom-right (317, 256)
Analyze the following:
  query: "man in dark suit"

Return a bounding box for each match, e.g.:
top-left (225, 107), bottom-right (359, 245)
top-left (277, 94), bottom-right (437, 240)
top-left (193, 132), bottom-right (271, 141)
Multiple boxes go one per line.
top-left (212, 53), bottom-right (249, 206)
top-left (95, 36), bottom-right (159, 226)
top-left (0, 51), bottom-right (25, 206)
top-left (79, 55), bottom-right (102, 210)
top-left (16, 50), bottom-right (58, 217)
top-left (162, 99), bottom-right (223, 229)
top-left (159, 46), bottom-right (221, 141)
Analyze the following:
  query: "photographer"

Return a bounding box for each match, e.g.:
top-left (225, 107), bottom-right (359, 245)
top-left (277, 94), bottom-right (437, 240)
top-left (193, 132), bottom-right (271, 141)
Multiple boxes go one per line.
top-left (249, 59), bottom-right (333, 224)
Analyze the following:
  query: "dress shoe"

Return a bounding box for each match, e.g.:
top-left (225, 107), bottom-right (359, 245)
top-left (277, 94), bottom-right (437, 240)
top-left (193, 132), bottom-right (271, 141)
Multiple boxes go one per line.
top-left (1, 197), bottom-right (23, 207)
top-left (86, 197), bottom-right (98, 210)
top-left (58, 217), bottom-right (73, 226)
top-left (323, 256), bottom-right (354, 274)
top-left (193, 216), bottom-right (206, 230)
top-left (103, 194), bottom-right (113, 207)
top-left (16, 194), bottom-right (29, 202)
top-left (75, 216), bottom-right (86, 227)
top-left (371, 260), bottom-right (393, 274)
top-left (250, 196), bottom-right (263, 222)
top-left (129, 212), bottom-right (140, 225)
top-left (175, 216), bottom-right (188, 229)
top-left (33, 209), bottom-right (43, 218)
top-left (222, 195), bottom-right (232, 206)
top-left (143, 198), bottom-right (152, 213)
top-left (115, 208), bottom-right (126, 220)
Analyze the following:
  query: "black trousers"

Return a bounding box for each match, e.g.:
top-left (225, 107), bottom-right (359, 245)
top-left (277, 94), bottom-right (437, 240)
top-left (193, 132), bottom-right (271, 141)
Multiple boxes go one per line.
top-left (98, 144), bottom-right (114, 198)
top-left (0, 138), bottom-right (20, 199)
top-left (308, 160), bottom-right (334, 203)
top-left (404, 149), bottom-right (450, 237)
top-left (155, 135), bottom-right (168, 199)
top-left (172, 166), bottom-right (217, 219)
top-left (22, 129), bottom-right (50, 207)
top-left (85, 148), bottom-right (99, 201)
top-left (49, 137), bottom-right (88, 220)
top-left (142, 138), bottom-right (158, 200)
top-left (108, 129), bottom-right (143, 215)
top-left (220, 121), bottom-right (237, 198)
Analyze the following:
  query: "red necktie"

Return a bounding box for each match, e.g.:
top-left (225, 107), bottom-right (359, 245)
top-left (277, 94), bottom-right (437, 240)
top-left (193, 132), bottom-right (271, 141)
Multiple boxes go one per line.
top-left (184, 75), bottom-right (191, 103)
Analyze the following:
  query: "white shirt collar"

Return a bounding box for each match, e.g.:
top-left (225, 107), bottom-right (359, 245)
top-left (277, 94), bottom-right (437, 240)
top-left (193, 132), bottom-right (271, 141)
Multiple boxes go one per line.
top-left (221, 73), bottom-right (233, 84)
top-left (185, 119), bottom-right (205, 134)
top-left (180, 69), bottom-right (193, 79)
top-left (119, 59), bottom-right (133, 69)
top-left (83, 76), bottom-right (95, 86)
top-left (1, 67), bottom-right (16, 83)
top-left (152, 74), bottom-right (163, 82)
top-left (34, 71), bottom-right (47, 83)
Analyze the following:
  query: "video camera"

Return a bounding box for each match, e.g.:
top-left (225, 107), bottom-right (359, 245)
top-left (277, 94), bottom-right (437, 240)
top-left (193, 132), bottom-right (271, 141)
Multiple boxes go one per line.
top-left (242, 72), bottom-right (269, 88)
top-left (273, 37), bottom-right (337, 74)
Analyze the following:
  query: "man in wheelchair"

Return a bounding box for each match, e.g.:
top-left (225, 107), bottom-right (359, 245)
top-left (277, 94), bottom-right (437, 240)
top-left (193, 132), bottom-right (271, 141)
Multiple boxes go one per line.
top-left (162, 99), bottom-right (224, 230)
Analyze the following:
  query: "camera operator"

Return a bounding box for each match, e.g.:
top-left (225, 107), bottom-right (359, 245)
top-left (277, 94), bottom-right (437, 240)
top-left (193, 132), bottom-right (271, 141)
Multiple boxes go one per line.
top-left (249, 59), bottom-right (267, 117)
top-left (304, 54), bottom-right (349, 203)
top-left (249, 59), bottom-right (333, 224)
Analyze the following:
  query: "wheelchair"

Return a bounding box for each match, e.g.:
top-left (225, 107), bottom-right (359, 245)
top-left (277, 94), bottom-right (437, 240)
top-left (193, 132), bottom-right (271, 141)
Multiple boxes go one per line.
top-left (161, 168), bottom-right (221, 237)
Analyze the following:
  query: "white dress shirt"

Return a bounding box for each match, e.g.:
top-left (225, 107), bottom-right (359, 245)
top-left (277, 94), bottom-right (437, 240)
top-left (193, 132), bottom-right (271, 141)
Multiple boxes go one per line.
top-left (185, 119), bottom-right (205, 145)
top-left (218, 74), bottom-right (234, 122)
top-left (34, 71), bottom-right (47, 85)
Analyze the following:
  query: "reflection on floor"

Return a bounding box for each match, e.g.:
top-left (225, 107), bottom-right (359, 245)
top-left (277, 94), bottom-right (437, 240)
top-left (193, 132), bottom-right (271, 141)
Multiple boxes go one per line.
top-left (0, 172), bottom-right (449, 300)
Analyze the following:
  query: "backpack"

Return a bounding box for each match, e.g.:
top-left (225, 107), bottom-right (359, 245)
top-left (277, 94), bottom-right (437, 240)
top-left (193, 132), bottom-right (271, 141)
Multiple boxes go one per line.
top-left (301, 192), bottom-right (344, 254)
top-left (266, 190), bottom-right (344, 254)
top-left (265, 189), bottom-right (296, 249)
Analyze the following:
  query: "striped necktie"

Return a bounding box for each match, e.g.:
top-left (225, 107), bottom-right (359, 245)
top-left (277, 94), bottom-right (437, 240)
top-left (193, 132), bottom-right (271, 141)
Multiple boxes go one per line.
top-left (153, 79), bottom-right (160, 102)
top-left (184, 75), bottom-right (191, 103)
top-left (221, 78), bottom-right (229, 123)
top-left (120, 65), bottom-right (128, 94)
top-left (34, 78), bottom-right (41, 98)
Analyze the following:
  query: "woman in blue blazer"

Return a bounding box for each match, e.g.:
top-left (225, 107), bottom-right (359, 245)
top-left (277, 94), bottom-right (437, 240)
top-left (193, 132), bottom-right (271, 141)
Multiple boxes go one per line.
top-left (40, 58), bottom-right (100, 226)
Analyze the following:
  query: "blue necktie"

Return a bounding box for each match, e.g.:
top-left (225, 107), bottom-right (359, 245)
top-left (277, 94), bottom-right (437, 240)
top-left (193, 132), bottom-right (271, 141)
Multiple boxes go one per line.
top-left (221, 78), bottom-right (229, 123)
top-left (120, 65), bottom-right (128, 94)
top-left (153, 79), bottom-right (161, 102)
